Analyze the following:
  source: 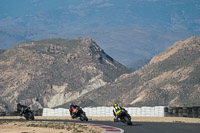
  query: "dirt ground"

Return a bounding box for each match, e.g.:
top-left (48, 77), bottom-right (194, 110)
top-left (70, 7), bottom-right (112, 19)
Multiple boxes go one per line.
top-left (0, 120), bottom-right (102, 133)
top-left (0, 116), bottom-right (200, 133)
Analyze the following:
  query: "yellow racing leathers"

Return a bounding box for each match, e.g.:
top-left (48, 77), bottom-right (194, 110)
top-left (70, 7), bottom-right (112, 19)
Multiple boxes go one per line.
top-left (113, 105), bottom-right (123, 121)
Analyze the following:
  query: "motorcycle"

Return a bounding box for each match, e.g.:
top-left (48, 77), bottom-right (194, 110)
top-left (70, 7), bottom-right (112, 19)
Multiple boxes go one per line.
top-left (72, 107), bottom-right (88, 121)
top-left (114, 109), bottom-right (132, 125)
top-left (20, 107), bottom-right (35, 120)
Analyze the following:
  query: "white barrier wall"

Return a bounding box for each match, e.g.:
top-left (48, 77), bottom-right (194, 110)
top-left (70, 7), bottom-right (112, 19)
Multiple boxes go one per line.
top-left (42, 106), bottom-right (165, 117)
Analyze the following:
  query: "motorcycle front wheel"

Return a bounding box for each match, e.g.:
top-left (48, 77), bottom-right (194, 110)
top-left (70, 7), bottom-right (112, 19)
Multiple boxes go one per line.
top-left (25, 112), bottom-right (35, 120)
top-left (80, 113), bottom-right (88, 121)
top-left (124, 116), bottom-right (132, 125)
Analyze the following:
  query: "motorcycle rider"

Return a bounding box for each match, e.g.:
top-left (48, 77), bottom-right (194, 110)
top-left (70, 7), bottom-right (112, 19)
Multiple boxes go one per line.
top-left (17, 103), bottom-right (29, 116)
top-left (69, 103), bottom-right (80, 119)
top-left (113, 103), bottom-right (126, 122)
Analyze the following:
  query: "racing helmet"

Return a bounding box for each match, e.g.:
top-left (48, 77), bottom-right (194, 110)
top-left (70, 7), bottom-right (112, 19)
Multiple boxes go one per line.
top-left (113, 104), bottom-right (118, 107)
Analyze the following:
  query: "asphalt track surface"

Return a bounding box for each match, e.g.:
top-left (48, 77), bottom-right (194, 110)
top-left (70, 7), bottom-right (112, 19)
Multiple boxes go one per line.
top-left (1, 119), bottom-right (200, 133)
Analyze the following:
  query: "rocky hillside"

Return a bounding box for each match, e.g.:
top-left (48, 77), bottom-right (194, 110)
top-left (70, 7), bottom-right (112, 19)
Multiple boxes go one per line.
top-left (0, 49), bottom-right (6, 55)
top-left (0, 38), bottom-right (130, 111)
top-left (73, 37), bottom-right (200, 107)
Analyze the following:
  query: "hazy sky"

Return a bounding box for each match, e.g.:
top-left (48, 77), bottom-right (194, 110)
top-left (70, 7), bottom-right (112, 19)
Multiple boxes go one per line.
top-left (0, 0), bottom-right (200, 65)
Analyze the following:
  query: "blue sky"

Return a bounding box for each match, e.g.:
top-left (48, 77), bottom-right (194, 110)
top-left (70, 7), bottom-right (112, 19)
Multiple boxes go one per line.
top-left (1, 0), bottom-right (199, 29)
top-left (0, 0), bottom-right (200, 65)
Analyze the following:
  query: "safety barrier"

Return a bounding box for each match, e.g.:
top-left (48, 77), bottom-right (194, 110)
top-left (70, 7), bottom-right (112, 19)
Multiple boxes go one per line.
top-left (1, 106), bottom-right (199, 118)
top-left (0, 109), bottom-right (43, 116)
top-left (42, 106), bottom-right (165, 117)
top-left (164, 106), bottom-right (200, 118)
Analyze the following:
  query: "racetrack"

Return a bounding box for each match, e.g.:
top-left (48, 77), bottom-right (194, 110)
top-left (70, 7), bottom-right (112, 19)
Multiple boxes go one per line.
top-left (1, 117), bottom-right (200, 133)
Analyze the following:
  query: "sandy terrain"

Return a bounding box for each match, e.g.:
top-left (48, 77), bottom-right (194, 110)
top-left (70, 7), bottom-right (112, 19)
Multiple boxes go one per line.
top-left (0, 120), bottom-right (102, 133)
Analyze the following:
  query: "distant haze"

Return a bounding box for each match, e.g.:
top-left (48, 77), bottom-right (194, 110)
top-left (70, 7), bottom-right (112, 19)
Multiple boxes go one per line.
top-left (0, 0), bottom-right (200, 65)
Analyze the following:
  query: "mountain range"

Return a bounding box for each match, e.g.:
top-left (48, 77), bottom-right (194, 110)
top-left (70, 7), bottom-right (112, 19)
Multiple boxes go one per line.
top-left (72, 36), bottom-right (200, 107)
top-left (0, 38), bottom-right (130, 111)
top-left (0, 36), bottom-right (200, 112)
